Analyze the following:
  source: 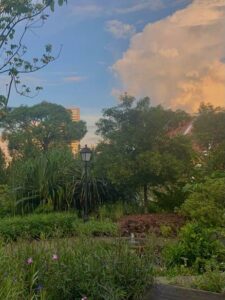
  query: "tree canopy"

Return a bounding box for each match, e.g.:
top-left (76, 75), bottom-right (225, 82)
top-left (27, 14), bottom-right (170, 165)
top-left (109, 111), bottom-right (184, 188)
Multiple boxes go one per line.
top-left (95, 94), bottom-right (193, 208)
top-left (193, 103), bottom-right (225, 172)
top-left (194, 103), bottom-right (225, 149)
top-left (1, 101), bottom-right (86, 158)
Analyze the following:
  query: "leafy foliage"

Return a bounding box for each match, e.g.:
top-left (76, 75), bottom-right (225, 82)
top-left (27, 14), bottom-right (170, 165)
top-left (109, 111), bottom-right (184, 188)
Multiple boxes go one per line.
top-left (8, 147), bottom-right (79, 213)
top-left (0, 0), bottom-right (67, 106)
top-left (163, 223), bottom-right (225, 271)
top-left (194, 103), bottom-right (225, 150)
top-left (96, 94), bottom-right (193, 208)
top-left (153, 183), bottom-right (187, 212)
top-left (1, 102), bottom-right (86, 158)
top-left (0, 184), bottom-right (16, 216)
top-left (0, 238), bottom-right (153, 300)
top-left (193, 268), bottom-right (225, 293)
top-left (0, 149), bottom-right (6, 183)
top-left (0, 212), bottom-right (118, 241)
top-left (6, 147), bottom-right (115, 215)
top-left (181, 177), bottom-right (225, 226)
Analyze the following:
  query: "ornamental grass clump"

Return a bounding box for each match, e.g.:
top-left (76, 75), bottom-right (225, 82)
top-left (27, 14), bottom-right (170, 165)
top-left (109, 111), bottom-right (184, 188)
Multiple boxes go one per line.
top-left (0, 238), bottom-right (153, 300)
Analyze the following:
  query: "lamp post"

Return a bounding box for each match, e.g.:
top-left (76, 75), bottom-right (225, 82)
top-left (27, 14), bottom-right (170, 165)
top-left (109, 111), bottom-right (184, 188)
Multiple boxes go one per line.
top-left (80, 145), bottom-right (92, 222)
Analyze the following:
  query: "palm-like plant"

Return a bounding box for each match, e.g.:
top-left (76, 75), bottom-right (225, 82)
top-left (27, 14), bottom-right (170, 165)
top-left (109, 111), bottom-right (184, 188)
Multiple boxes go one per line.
top-left (7, 147), bottom-right (115, 215)
top-left (8, 147), bottom-right (80, 214)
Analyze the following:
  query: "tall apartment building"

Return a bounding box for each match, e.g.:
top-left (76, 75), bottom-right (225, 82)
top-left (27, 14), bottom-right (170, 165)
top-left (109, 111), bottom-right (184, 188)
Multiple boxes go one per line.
top-left (69, 107), bottom-right (81, 155)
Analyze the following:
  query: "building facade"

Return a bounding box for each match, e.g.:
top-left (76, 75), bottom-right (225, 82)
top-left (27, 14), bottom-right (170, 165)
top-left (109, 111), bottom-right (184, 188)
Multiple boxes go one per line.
top-left (69, 107), bottom-right (81, 155)
top-left (0, 137), bottom-right (11, 163)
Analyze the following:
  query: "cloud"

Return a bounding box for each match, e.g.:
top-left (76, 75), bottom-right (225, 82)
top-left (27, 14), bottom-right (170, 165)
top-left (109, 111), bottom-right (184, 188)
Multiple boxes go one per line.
top-left (69, 0), bottom-right (165, 20)
top-left (71, 4), bottom-right (103, 17)
top-left (64, 76), bottom-right (87, 82)
top-left (115, 0), bottom-right (164, 14)
top-left (106, 20), bottom-right (136, 39)
top-left (113, 0), bottom-right (225, 112)
top-left (80, 114), bottom-right (101, 146)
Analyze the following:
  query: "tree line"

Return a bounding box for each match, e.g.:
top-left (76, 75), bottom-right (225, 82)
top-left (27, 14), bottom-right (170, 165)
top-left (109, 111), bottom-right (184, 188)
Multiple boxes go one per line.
top-left (0, 95), bottom-right (225, 215)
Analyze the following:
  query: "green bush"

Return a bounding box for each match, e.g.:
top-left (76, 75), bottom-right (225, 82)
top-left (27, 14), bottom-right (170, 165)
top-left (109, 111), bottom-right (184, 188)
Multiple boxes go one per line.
top-left (193, 269), bottom-right (225, 293)
top-left (98, 203), bottom-right (125, 221)
top-left (97, 202), bottom-right (141, 221)
top-left (0, 213), bottom-right (118, 241)
top-left (0, 239), bottom-right (153, 299)
top-left (160, 225), bottom-right (173, 238)
top-left (181, 178), bottom-right (225, 226)
top-left (163, 223), bottom-right (225, 272)
top-left (153, 184), bottom-right (186, 212)
top-left (0, 185), bottom-right (16, 217)
top-left (8, 148), bottom-right (80, 214)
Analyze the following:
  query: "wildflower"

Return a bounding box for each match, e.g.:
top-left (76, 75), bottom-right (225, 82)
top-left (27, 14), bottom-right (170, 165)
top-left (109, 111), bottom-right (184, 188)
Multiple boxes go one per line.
top-left (27, 257), bottom-right (33, 265)
top-left (52, 254), bottom-right (58, 261)
top-left (81, 297), bottom-right (88, 300)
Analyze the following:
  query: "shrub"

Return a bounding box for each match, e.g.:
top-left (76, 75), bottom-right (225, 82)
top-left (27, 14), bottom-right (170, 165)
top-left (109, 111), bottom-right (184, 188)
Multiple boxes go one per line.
top-left (0, 213), bottom-right (118, 241)
top-left (181, 194), bottom-right (224, 227)
top-left (97, 202), bottom-right (141, 221)
top-left (98, 202), bottom-right (125, 221)
top-left (75, 219), bottom-right (118, 237)
top-left (153, 184), bottom-right (186, 212)
top-left (163, 223), bottom-right (225, 272)
top-left (0, 239), bottom-right (153, 299)
top-left (8, 148), bottom-right (80, 214)
top-left (180, 178), bottom-right (225, 226)
top-left (0, 185), bottom-right (16, 217)
top-left (160, 225), bottom-right (173, 238)
top-left (193, 269), bottom-right (225, 293)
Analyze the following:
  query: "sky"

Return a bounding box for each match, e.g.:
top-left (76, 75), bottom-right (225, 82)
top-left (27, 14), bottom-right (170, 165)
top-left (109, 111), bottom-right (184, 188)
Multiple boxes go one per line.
top-left (6, 0), bottom-right (225, 145)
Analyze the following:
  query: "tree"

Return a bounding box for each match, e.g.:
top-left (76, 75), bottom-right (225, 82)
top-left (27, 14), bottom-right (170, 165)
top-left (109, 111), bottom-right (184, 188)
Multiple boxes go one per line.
top-left (194, 103), bottom-right (225, 149)
top-left (0, 149), bottom-right (6, 183)
top-left (193, 103), bottom-right (225, 172)
top-left (0, 0), bottom-right (67, 108)
top-left (96, 94), bottom-right (193, 209)
top-left (1, 101), bottom-right (87, 158)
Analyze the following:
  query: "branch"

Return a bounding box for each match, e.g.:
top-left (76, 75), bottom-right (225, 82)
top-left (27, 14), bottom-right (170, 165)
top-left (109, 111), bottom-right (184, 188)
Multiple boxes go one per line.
top-left (6, 75), bottom-right (14, 106)
top-left (0, 23), bottom-right (28, 71)
top-left (0, 5), bottom-right (47, 50)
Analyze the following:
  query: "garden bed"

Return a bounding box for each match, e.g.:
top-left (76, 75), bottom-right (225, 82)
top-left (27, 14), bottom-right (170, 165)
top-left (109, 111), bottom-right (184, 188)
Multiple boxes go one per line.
top-left (119, 213), bottom-right (185, 237)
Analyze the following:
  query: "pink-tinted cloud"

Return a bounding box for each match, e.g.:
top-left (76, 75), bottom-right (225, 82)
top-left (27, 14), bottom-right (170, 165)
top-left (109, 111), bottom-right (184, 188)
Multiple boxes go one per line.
top-left (113, 0), bottom-right (225, 112)
top-left (106, 20), bottom-right (136, 39)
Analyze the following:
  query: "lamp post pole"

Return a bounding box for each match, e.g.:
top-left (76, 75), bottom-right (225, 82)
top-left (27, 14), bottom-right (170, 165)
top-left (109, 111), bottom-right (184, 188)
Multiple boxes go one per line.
top-left (84, 160), bottom-right (88, 222)
top-left (80, 145), bottom-right (92, 222)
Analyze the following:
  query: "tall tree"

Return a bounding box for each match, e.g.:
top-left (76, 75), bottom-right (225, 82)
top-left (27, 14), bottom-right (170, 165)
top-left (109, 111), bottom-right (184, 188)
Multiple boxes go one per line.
top-left (194, 103), bottom-right (225, 172)
top-left (194, 103), bottom-right (225, 149)
top-left (96, 94), bottom-right (193, 208)
top-left (0, 0), bottom-right (67, 108)
top-left (1, 101), bottom-right (86, 158)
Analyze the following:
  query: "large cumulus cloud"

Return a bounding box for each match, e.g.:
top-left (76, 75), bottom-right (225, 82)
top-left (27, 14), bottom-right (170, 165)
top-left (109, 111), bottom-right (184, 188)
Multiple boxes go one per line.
top-left (113, 0), bottom-right (225, 112)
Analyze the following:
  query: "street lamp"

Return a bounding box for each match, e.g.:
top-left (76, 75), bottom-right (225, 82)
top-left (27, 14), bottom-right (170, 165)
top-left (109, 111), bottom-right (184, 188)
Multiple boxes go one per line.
top-left (80, 145), bottom-right (92, 222)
